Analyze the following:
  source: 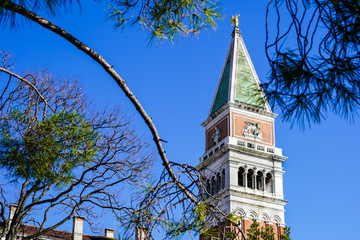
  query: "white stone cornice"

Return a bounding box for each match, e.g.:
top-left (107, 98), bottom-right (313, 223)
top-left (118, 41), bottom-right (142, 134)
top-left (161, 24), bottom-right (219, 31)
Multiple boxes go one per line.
top-left (196, 146), bottom-right (229, 170)
top-left (229, 189), bottom-right (288, 206)
top-left (228, 144), bottom-right (287, 162)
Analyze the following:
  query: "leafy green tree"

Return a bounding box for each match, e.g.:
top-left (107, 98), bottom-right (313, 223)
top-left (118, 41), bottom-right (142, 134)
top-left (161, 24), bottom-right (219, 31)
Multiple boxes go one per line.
top-left (246, 220), bottom-right (288, 240)
top-left (261, 225), bottom-right (275, 240)
top-left (247, 220), bottom-right (261, 240)
top-left (0, 1), bottom-right (223, 220)
top-left (280, 227), bottom-right (292, 240)
top-left (0, 53), bottom-right (153, 240)
top-left (0, 110), bottom-right (98, 185)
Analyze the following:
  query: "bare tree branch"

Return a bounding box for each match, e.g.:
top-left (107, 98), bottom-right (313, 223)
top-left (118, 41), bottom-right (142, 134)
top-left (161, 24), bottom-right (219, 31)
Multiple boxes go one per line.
top-left (0, 67), bottom-right (54, 113)
top-left (0, 62), bottom-right (153, 240)
top-left (0, 0), bottom-right (198, 206)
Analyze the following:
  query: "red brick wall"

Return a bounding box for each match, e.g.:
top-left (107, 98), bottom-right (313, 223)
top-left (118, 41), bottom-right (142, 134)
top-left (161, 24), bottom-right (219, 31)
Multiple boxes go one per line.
top-left (206, 115), bottom-right (229, 151)
top-left (200, 218), bottom-right (285, 240)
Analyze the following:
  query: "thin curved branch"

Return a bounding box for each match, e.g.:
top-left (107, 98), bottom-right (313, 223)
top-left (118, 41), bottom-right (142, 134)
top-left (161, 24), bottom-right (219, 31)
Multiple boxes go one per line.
top-left (0, 67), bottom-right (54, 112)
top-left (0, 0), bottom-right (198, 204)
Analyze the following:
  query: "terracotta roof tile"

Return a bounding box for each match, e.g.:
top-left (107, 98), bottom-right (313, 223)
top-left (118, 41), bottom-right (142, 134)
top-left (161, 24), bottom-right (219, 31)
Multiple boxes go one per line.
top-left (0, 222), bottom-right (110, 240)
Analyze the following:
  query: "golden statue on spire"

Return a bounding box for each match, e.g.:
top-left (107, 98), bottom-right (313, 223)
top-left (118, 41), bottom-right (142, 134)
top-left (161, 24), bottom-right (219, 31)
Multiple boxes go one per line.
top-left (231, 14), bottom-right (240, 27)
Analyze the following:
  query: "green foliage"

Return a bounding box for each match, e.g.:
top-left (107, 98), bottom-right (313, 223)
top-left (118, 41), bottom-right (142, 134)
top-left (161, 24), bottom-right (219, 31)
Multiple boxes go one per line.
top-left (247, 220), bottom-right (280, 240)
top-left (265, 0), bottom-right (360, 126)
top-left (261, 225), bottom-right (275, 240)
top-left (247, 220), bottom-right (261, 240)
top-left (0, 64), bottom-right (153, 240)
top-left (201, 227), bottom-right (220, 239)
top-left (280, 227), bottom-right (291, 240)
top-left (0, 110), bottom-right (98, 185)
top-left (227, 212), bottom-right (237, 223)
top-left (107, 0), bottom-right (222, 42)
top-left (224, 230), bottom-right (236, 240)
top-left (1, 0), bottom-right (221, 42)
top-left (164, 202), bottom-right (208, 239)
top-left (119, 186), bottom-right (210, 239)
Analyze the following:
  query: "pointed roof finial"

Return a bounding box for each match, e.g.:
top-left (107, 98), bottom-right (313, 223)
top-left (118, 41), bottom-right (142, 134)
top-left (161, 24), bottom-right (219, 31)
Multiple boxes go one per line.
top-left (208, 17), bottom-right (272, 116)
top-left (231, 14), bottom-right (240, 28)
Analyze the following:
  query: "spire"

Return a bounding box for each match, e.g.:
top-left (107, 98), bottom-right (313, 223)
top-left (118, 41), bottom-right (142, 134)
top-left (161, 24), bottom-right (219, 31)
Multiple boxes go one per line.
top-left (209, 24), bottom-right (271, 116)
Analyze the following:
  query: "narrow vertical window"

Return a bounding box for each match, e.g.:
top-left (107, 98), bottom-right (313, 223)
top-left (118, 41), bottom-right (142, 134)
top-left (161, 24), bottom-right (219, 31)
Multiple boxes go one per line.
top-left (216, 173), bottom-right (221, 193)
top-left (206, 180), bottom-right (210, 198)
top-left (211, 176), bottom-right (216, 195)
top-left (247, 169), bottom-right (254, 189)
top-left (221, 169), bottom-right (225, 189)
top-left (238, 167), bottom-right (245, 186)
top-left (256, 171), bottom-right (263, 190)
top-left (266, 173), bottom-right (273, 193)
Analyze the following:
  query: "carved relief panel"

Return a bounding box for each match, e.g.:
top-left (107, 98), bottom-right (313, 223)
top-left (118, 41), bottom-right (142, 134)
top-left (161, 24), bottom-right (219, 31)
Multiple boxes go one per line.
top-left (231, 113), bottom-right (274, 146)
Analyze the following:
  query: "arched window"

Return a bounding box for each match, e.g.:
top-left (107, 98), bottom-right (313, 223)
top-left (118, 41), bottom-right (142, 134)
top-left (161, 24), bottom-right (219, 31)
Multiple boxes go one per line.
top-left (256, 171), bottom-right (263, 190)
top-left (238, 167), bottom-right (245, 187)
top-left (237, 219), bottom-right (243, 228)
top-left (247, 169), bottom-right (254, 189)
top-left (221, 169), bottom-right (225, 189)
top-left (211, 176), bottom-right (216, 195)
top-left (206, 180), bottom-right (210, 198)
top-left (216, 173), bottom-right (221, 193)
top-left (266, 173), bottom-right (273, 193)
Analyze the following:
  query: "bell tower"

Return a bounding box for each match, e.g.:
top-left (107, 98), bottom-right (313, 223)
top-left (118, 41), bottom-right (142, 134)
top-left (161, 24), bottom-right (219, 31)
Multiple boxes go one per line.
top-left (197, 24), bottom-right (288, 239)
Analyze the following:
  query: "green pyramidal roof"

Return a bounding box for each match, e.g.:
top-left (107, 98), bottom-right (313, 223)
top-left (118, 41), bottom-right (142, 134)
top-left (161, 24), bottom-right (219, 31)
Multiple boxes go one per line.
top-left (235, 41), bottom-right (265, 107)
top-left (210, 47), bottom-right (232, 115)
top-left (209, 27), bottom-right (270, 116)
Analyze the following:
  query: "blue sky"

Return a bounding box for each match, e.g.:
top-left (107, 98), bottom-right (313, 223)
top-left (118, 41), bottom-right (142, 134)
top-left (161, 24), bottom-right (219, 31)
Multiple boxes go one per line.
top-left (1, 0), bottom-right (359, 239)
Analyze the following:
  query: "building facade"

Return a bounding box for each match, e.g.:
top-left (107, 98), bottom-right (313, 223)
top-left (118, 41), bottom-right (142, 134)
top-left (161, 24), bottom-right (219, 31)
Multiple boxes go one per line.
top-left (197, 25), bottom-right (288, 239)
top-left (1, 207), bottom-right (114, 240)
